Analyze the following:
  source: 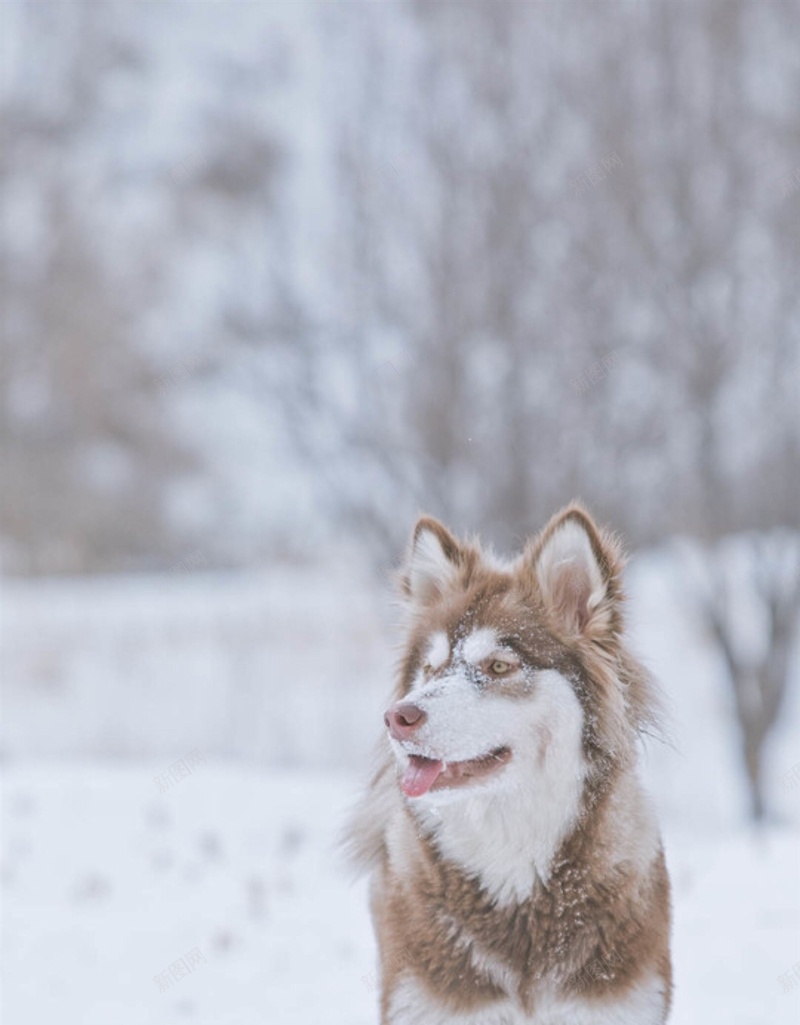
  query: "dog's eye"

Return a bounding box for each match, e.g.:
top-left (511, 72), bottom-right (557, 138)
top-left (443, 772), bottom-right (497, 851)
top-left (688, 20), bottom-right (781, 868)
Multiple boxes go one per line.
top-left (489, 659), bottom-right (514, 675)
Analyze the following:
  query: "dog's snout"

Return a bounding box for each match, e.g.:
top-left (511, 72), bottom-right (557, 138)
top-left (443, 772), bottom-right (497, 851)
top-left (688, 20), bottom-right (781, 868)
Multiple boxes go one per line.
top-left (384, 701), bottom-right (427, 741)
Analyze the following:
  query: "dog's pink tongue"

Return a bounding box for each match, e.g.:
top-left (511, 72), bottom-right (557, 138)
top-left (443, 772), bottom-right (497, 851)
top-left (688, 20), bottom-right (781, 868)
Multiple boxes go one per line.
top-left (402, 755), bottom-right (444, 798)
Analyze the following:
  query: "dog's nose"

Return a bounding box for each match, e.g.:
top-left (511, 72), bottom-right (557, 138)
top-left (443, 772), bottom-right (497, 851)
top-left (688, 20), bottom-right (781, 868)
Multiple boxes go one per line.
top-left (384, 701), bottom-right (427, 741)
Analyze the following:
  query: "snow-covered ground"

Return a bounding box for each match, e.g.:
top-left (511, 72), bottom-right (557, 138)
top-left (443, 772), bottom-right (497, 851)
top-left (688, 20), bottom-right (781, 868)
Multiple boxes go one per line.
top-left (1, 764), bottom-right (375, 1025)
top-left (1, 764), bottom-right (798, 1025)
top-left (2, 553), bottom-right (799, 1023)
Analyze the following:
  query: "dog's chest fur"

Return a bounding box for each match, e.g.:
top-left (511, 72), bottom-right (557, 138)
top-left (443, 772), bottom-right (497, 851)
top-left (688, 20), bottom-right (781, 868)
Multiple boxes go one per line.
top-left (371, 766), bottom-right (670, 1023)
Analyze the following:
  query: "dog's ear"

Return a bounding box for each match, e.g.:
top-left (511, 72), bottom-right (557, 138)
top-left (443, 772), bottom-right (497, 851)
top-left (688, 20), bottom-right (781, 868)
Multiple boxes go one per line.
top-left (403, 516), bottom-right (464, 606)
top-left (529, 503), bottom-right (623, 642)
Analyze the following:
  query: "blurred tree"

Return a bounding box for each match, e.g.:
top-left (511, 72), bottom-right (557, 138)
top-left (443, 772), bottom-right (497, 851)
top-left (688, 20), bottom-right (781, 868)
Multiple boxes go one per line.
top-left (1, 0), bottom-right (797, 576)
top-left (0, 193), bottom-right (196, 573)
top-left (681, 533), bottom-right (800, 821)
top-left (265, 0), bottom-right (799, 562)
top-left (0, 0), bottom-right (196, 573)
top-left (0, 0), bottom-right (288, 572)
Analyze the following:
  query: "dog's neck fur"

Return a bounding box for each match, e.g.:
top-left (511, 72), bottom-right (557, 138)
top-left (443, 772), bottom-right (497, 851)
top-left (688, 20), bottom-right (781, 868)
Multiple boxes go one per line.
top-left (410, 751), bottom-right (588, 904)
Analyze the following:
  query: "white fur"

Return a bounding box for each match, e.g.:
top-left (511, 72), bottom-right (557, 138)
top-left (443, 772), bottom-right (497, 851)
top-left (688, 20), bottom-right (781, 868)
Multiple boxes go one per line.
top-left (425, 630), bottom-right (450, 670)
top-left (401, 670), bottom-right (515, 764)
top-left (602, 769), bottom-right (661, 875)
top-left (533, 972), bottom-right (669, 1024)
top-left (388, 972), bottom-right (668, 1024)
top-left (394, 668), bottom-right (586, 902)
top-left (408, 528), bottom-right (458, 602)
top-left (536, 520), bottom-right (605, 613)
top-left (384, 801), bottom-right (420, 877)
top-left (388, 974), bottom-right (526, 1025)
top-left (461, 626), bottom-right (500, 664)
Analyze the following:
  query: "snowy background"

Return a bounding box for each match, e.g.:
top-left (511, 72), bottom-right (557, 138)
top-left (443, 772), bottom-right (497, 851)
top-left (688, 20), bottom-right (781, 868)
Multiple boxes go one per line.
top-left (1, 2), bottom-right (799, 1023)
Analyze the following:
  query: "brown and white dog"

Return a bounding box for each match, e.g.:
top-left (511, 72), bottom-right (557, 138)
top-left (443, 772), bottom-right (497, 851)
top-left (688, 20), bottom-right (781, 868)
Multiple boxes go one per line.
top-left (346, 504), bottom-right (672, 1024)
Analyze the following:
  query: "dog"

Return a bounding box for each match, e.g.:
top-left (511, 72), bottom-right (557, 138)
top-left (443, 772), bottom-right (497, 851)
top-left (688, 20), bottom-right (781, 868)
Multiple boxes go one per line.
top-left (346, 503), bottom-right (672, 1024)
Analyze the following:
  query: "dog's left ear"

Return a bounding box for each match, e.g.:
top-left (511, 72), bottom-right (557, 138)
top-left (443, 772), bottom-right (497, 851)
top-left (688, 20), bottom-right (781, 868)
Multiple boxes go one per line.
top-left (402, 515), bottom-right (465, 607)
top-left (529, 503), bottom-right (623, 642)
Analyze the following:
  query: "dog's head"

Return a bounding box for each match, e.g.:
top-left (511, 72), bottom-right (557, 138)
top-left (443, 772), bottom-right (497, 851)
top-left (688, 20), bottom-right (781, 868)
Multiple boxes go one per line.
top-left (384, 503), bottom-right (655, 804)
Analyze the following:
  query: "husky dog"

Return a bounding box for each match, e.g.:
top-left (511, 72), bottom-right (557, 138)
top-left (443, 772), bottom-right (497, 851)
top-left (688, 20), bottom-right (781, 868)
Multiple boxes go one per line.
top-left (347, 504), bottom-right (672, 1024)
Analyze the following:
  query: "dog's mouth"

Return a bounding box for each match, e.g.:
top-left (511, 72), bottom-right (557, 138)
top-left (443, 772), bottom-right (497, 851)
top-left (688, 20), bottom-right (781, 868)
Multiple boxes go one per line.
top-left (401, 746), bottom-right (512, 798)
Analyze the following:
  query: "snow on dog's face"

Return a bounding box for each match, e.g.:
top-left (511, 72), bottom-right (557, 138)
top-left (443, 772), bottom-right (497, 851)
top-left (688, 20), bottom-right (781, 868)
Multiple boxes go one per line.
top-left (384, 504), bottom-right (640, 805)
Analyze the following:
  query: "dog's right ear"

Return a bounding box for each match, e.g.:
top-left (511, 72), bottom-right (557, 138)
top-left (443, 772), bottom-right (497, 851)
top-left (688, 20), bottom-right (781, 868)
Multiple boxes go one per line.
top-left (402, 516), bottom-right (464, 606)
top-left (528, 502), bottom-right (623, 643)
